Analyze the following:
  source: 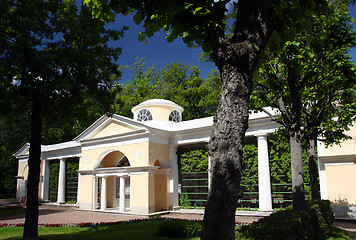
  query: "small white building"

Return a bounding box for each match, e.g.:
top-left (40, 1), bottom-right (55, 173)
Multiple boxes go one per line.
top-left (318, 123), bottom-right (356, 219)
top-left (14, 99), bottom-right (280, 214)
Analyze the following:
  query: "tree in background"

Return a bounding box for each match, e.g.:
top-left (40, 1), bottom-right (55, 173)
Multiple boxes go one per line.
top-left (252, 0), bottom-right (356, 209)
top-left (117, 58), bottom-right (220, 120)
top-left (0, 117), bottom-right (30, 196)
top-left (0, 0), bottom-right (124, 239)
top-left (85, 0), bottom-right (325, 238)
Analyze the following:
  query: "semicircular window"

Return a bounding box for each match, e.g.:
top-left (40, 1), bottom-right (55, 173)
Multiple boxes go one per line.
top-left (137, 109), bottom-right (153, 122)
top-left (117, 156), bottom-right (130, 167)
top-left (169, 110), bottom-right (181, 123)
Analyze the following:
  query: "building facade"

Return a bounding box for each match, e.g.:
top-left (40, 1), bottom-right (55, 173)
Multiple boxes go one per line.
top-left (318, 123), bottom-right (356, 219)
top-left (14, 99), bottom-right (280, 214)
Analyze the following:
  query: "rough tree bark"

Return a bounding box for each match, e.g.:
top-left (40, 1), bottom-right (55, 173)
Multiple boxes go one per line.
top-left (308, 136), bottom-right (320, 200)
top-left (23, 102), bottom-right (42, 240)
top-left (286, 66), bottom-right (305, 211)
top-left (201, 1), bottom-right (272, 239)
top-left (290, 130), bottom-right (305, 210)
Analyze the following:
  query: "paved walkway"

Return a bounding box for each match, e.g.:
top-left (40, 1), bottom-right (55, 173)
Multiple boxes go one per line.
top-left (0, 204), bottom-right (261, 225)
top-left (0, 205), bottom-right (149, 225)
top-left (1, 200), bottom-right (356, 239)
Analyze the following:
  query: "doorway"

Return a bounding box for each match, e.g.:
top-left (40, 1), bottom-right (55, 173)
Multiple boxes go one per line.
top-left (114, 176), bottom-right (130, 211)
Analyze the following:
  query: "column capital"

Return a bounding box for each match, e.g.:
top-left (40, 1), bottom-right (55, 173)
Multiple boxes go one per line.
top-left (254, 131), bottom-right (269, 139)
top-left (169, 144), bottom-right (179, 149)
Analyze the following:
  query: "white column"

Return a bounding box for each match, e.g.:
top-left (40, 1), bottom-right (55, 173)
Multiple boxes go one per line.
top-left (100, 177), bottom-right (107, 210)
top-left (119, 177), bottom-right (125, 211)
top-left (92, 177), bottom-right (98, 209)
top-left (57, 158), bottom-right (66, 204)
top-left (169, 145), bottom-right (179, 209)
top-left (41, 160), bottom-right (50, 202)
top-left (317, 140), bottom-right (328, 200)
top-left (256, 134), bottom-right (273, 211)
top-left (208, 155), bottom-right (212, 192)
top-left (77, 157), bottom-right (81, 204)
top-left (318, 158), bottom-right (328, 200)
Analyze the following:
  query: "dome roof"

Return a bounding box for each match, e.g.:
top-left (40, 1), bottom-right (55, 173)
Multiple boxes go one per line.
top-left (131, 99), bottom-right (184, 113)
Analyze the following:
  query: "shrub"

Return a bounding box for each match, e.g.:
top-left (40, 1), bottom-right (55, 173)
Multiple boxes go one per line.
top-left (158, 220), bottom-right (202, 238)
top-left (179, 193), bottom-right (191, 209)
top-left (237, 200), bottom-right (334, 240)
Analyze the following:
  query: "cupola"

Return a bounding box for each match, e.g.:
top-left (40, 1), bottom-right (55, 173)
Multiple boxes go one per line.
top-left (131, 99), bottom-right (184, 123)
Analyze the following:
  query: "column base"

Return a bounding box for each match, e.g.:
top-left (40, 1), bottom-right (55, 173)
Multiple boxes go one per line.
top-left (172, 206), bottom-right (181, 211)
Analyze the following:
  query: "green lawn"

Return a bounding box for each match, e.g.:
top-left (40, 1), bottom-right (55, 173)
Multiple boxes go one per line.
top-left (0, 207), bottom-right (26, 219)
top-left (0, 222), bottom-right (353, 240)
top-left (0, 221), bottom-right (200, 240)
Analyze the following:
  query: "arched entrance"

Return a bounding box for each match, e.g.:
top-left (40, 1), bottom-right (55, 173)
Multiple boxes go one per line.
top-left (94, 150), bottom-right (131, 211)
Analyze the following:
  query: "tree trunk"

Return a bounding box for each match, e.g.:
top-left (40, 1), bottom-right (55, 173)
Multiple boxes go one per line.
top-left (201, 1), bottom-right (272, 238)
top-left (308, 136), bottom-right (320, 200)
top-left (290, 131), bottom-right (305, 210)
top-left (23, 103), bottom-right (42, 240)
top-left (201, 62), bottom-right (252, 239)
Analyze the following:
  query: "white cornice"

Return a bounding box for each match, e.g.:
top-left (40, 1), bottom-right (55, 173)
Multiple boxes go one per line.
top-left (318, 154), bottom-right (356, 165)
top-left (131, 99), bottom-right (184, 113)
top-left (13, 143), bottom-right (30, 157)
top-left (80, 129), bottom-right (150, 151)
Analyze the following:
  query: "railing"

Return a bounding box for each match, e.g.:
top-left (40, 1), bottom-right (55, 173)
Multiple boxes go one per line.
top-left (179, 172), bottom-right (311, 209)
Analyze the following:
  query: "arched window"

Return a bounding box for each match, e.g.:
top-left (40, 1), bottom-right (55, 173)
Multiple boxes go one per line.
top-left (117, 156), bottom-right (130, 167)
top-left (137, 109), bottom-right (153, 122)
top-left (169, 110), bottom-right (181, 123)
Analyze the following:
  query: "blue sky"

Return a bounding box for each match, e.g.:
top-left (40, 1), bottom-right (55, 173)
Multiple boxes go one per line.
top-left (109, 17), bottom-right (217, 82)
top-left (111, 4), bottom-right (356, 83)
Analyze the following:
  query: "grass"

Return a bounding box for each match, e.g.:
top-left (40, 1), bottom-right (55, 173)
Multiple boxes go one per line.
top-left (0, 222), bottom-right (352, 240)
top-left (0, 220), bottom-right (200, 240)
top-left (326, 227), bottom-right (354, 240)
top-left (0, 207), bottom-right (26, 219)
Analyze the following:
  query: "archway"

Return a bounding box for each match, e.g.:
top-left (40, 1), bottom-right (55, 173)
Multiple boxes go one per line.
top-left (94, 150), bottom-right (131, 211)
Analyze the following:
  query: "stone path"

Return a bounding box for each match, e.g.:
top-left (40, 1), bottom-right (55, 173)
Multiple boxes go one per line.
top-left (0, 205), bottom-right (148, 225)
top-left (1, 200), bottom-right (356, 239)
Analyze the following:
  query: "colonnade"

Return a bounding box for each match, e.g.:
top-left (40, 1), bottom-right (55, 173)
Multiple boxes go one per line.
top-left (93, 176), bottom-right (127, 211)
top-left (170, 133), bottom-right (273, 212)
top-left (41, 134), bottom-right (272, 212)
top-left (41, 157), bottom-right (80, 204)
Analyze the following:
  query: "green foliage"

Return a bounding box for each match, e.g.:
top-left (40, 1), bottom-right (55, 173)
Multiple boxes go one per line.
top-left (0, 0), bottom-right (124, 122)
top-left (178, 149), bottom-right (209, 174)
top-left (66, 159), bottom-right (79, 179)
top-left (179, 193), bottom-right (192, 209)
top-left (237, 200), bottom-right (334, 240)
top-left (241, 143), bottom-right (258, 192)
top-left (252, 0), bottom-right (356, 145)
top-left (49, 161), bottom-right (59, 202)
top-left (117, 58), bottom-right (220, 120)
top-left (158, 220), bottom-right (202, 238)
top-left (0, 117), bottom-right (30, 195)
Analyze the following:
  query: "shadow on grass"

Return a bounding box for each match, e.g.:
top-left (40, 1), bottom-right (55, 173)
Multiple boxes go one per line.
top-left (0, 207), bottom-right (26, 220)
top-left (326, 227), bottom-right (354, 240)
top-left (0, 221), bottom-right (200, 240)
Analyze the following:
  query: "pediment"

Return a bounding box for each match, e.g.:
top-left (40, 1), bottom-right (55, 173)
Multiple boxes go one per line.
top-left (90, 121), bottom-right (138, 139)
top-left (74, 114), bottom-right (148, 142)
top-left (13, 143), bottom-right (30, 158)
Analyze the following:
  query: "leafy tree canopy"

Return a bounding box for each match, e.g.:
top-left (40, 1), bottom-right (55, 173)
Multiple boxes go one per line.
top-left (252, 0), bottom-right (356, 146)
top-left (117, 58), bottom-right (220, 120)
